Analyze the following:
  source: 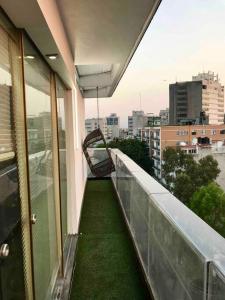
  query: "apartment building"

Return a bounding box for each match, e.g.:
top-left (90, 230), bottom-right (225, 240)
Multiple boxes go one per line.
top-left (151, 124), bottom-right (225, 179)
top-left (159, 107), bottom-right (169, 125)
top-left (85, 118), bottom-right (107, 137)
top-left (85, 114), bottom-right (120, 140)
top-left (106, 113), bottom-right (120, 139)
top-left (169, 71), bottom-right (224, 125)
top-left (147, 114), bottom-right (161, 127)
top-left (128, 110), bottom-right (147, 136)
top-left (119, 128), bottom-right (129, 139)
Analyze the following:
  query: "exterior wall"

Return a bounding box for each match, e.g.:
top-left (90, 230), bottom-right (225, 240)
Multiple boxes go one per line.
top-left (193, 148), bottom-right (225, 192)
top-left (65, 87), bottom-right (87, 234)
top-left (201, 80), bottom-right (224, 124)
top-left (160, 124), bottom-right (225, 152)
top-left (151, 124), bottom-right (225, 181)
top-left (169, 81), bottom-right (202, 125)
top-left (152, 128), bottom-right (161, 178)
top-left (119, 128), bottom-right (128, 139)
top-left (74, 86), bottom-right (87, 233)
top-left (193, 72), bottom-right (224, 124)
top-left (147, 115), bottom-right (161, 126)
top-left (128, 116), bottom-right (133, 136)
top-left (128, 111), bottom-right (147, 137)
top-left (85, 118), bottom-right (107, 137)
top-left (159, 108), bottom-right (169, 125)
top-left (36, 0), bottom-right (88, 233)
top-left (170, 72), bottom-right (225, 125)
top-left (106, 113), bottom-right (120, 139)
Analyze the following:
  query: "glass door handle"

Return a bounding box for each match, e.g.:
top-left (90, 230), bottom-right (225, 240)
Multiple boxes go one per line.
top-left (31, 214), bottom-right (37, 225)
top-left (0, 244), bottom-right (9, 258)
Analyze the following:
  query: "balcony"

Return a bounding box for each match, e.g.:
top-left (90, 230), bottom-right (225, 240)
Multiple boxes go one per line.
top-left (70, 149), bottom-right (225, 299)
top-left (70, 179), bottom-right (151, 299)
top-left (152, 135), bottom-right (160, 141)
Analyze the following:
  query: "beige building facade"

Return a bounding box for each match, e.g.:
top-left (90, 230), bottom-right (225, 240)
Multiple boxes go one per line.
top-left (151, 124), bottom-right (225, 179)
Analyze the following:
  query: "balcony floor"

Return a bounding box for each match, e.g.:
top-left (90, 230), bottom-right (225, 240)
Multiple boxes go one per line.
top-left (70, 179), bottom-right (151, 300)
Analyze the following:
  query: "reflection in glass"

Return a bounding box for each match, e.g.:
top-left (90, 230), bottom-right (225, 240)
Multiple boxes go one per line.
top-left (0, 26), bottom-right (25, 299)
top-left (23, 36), bottom-right (58, 300)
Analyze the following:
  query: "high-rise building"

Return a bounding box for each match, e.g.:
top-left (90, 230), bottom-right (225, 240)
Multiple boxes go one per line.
top-left (169, 71), bottom-right (224, 125)
top-left (106, 113), bottom-right (120, 139)
top-left (128, 111), bottom-right (147, 136)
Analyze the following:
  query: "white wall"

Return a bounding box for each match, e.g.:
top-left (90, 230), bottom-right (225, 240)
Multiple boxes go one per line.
top-left (35, 0), bottom-right (87, 234)
top-left (74, 85), bottom-right (87, 232)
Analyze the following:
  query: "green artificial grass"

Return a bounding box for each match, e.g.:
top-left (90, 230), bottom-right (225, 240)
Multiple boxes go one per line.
top-left (70, 180), bottom-right (151, 300)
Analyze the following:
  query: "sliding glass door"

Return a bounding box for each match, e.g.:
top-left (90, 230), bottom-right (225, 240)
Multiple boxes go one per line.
top-left (0, 12), bottom-right (70, 299)
top-left (23, 36), bottom-right (60, 300)
top-left (0, 26), bottom-right (26, 300)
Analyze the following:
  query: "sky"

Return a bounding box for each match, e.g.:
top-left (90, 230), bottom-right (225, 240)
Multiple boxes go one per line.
top-left (85, 0), bottom-right (225, 128)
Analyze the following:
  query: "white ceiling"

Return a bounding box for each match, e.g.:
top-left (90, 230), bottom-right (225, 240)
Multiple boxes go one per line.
top-left (1, 0), bottom-right (161, 97)
top-left (57, 0), bottom-right (161, 97)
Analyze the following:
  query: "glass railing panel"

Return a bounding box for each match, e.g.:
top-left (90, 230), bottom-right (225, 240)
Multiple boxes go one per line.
top-left (148, 194), bottom-right (206, 299)
top-left (148, 226), bottom-right (192, 300)
top-left (111, 149), bottom-right (225, 300)
top-left (116, 159), bottom-right (133, 222)
top-left (208, 262), bottom-right (225, 299)
top-left (86, 148), bottom-right (110, 178)
top-left (130, 178), bottom-right (149, 270)
top-left (110, 148), bottom-right (117, 186)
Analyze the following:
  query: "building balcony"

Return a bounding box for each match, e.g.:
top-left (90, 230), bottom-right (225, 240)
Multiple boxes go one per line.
top-left (153, 164), bottom-right (161, 171)
top-left (70, 148), bottom-right (225, 299)
top-left (69, 179), bottom-right (151, 299)
top-left (152, 136), bottom-right (160, 141)
top-left (153, 154), bottom-right (160, 161)
top-left (152, 145), bottom-right (160, 151)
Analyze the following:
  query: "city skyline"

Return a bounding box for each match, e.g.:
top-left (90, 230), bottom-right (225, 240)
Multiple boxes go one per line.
top-left (85, 0), bottom-right (225, 127)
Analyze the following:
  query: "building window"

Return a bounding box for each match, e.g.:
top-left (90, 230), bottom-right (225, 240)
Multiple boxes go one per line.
top-left (192, 131), bottom-right (196, 135)
top-left (177, 130), bottom-right (188, 136)
top-left (211, 129), bottom-right (216, 135)
top-left (220, 129), bottom-right (225, 134)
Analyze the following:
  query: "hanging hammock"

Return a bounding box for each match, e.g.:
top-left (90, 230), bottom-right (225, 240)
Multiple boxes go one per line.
top-left (82, 87), bottom-right (115, 177)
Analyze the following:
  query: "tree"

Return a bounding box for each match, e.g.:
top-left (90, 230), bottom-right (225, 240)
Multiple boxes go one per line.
top-left (196, 155), bottom-right (220, 186)
top-left (162, 147), bottom-right (220, 204)
top-left (189, 183), bottom-right (225, 238)
top-left (173, 173), bottom-right (196, 204)
top-left (162, 147), bottom-right (197, 187)
top-left (100, 138), bottom-right (154, 175)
